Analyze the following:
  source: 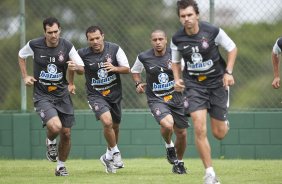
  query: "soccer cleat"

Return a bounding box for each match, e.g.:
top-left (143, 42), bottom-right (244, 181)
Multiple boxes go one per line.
top-left (46, 138), bottom-right (58, 162)
top-left (204, 173), bottom-right (220, 184)
top-left (55, 167), bottom-right (69, 176)
top-left (166, 147), bottom-right (177, 164)
top-left (100, 154), bottom-right (116, 173)
top-left (113, 152), bottom-right (124, 169)
top-left (172, 161), bottom-right (187, 174)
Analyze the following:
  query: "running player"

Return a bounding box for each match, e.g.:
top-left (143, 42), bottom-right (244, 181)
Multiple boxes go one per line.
top-left (18, 17), bottom-right (84, 176)
top-left (271, 37), bottom-right (282, 89)
top-left (131, 29), bottom-right (189, 174)
top-left (171, 0), bottom-right (237, 183)
top-left (78, 25), bottom-right (130, 173)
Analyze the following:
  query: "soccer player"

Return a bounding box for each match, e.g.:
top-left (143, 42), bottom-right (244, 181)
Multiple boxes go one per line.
top-left (131, 30), bottom-right (189, 174)
top-left (18, 17), bottom-right (85, 176)
top-left (78, 25), bottom-right (130, 174)
top-left (272, 37), bottom-right (282, 89)
top-left (170, 0), bottom-right (237, 183)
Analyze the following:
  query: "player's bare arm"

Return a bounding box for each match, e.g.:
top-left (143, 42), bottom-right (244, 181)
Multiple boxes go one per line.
top-left (272, 52), bottom-right (280, 89)
top-left (132, 73), bottom-right (146, 93)
top-left (67, 60), bottom-right (84, 75)
top-left (18, 57), bottom-right (37, 86)
top-left (223, 47), bottom-right (237, 87)
top-left (171, 62), bottom-right (185, 92)
top-left (67, 69), bottom-right (76, 95)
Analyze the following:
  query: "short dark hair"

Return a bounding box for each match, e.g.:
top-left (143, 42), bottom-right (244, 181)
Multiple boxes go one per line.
top-left (176, 0), bottom-right (199, 17)
top-left (85, 25), bottom-right (104, 39)
top-left (151, 29), bottom-right (166, 37)
top-left (43, 17), bottom-right (60, 31)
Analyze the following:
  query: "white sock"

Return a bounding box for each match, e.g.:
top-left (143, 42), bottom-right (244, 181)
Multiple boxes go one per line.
top-left (206, 167), bottom-right (215, 177)
top-left (105, 148), bottom-right (112, 160)
top-left (110, 145), bottom-right (120, 154)
top-left (165, 141), bottom-right (174, 148)
top-left (57, 160), bottom-right (65, 170)
top-left (106, 145), bottom-right (120, 160)
top-left (47, 138), bottom-right (56, 145)
top-left (178, 160), bottom-right (184, 163)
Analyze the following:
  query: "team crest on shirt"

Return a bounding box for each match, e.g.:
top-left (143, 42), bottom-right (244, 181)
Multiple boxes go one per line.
top-left (166, 59), bottom-right (172, 69)
top-left (155, 108), bottom-right (161, 116)
top-left (105, 54), bottom-right (112, 63)
top-left (184, 97), bottom-right (189, 108)
top-left (40, 109), bottom-right (46, 119)
top-left (58, 51), bottom-right (64, 62)
top-left (201, 37), bottom-right (209, 49)
top-left (94, 103), bottom-right (99, 111)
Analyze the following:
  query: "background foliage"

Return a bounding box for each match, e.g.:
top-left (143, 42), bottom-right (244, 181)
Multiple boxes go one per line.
top-left (1, 0), bottom-right (282, 111)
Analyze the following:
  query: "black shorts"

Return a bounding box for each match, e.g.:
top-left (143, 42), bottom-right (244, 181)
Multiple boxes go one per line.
top-left (88, 96), bottom-right (122, 124)
top-left (148, 102), bottom-right (189, 129)
top-left (34, 95), bottom-right (75, 128)
top-left (185, 86), bottom-right (229, 121)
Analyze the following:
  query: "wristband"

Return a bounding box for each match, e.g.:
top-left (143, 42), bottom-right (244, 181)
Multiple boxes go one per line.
top-left (225, 70), bottom-right (233, 75)
top-left (135, 81), bottom-right (142, 88)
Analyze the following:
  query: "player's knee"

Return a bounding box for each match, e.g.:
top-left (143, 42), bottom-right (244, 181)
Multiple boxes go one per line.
top-left (212, 130), bottom-right (227, 140)
top-left (194, 125), bottom-right (207, 139)
top-left (47, 119), bottom-right (62, 133)
top-left (103, 120), bottom-right (113, 129)
top-left (163, 123), bottom-right (174, 133)
top-left (61, 129), bottom-right (71, 140)
top-left (176, 129), bottom-right (187, 139)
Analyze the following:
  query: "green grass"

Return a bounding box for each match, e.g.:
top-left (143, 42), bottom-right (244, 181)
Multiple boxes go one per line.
top-left (0, 158), bottom-right (281, 184)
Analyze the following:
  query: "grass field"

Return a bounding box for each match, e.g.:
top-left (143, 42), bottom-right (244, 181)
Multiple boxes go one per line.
top-left (0, 158), bottom-right (281, 184)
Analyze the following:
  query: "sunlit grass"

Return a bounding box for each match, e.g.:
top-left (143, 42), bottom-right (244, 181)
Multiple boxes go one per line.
top-left (0, 158), bottom-right (281, 184)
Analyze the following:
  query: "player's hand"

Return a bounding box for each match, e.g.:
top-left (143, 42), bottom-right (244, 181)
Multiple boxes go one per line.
top-left (136, 83), bottom-right (146, 94)
top-left (223, 74), bottom-right (235, 89)
top-left (23, 76), bottom-right (37, 86)
top-left (272, 77), bottom-right (280, 89)
top-left (174, 79), bottom-right (185, 92)
top-left (104, 62), bottom-right (117, 72)
top-left (68, 84), bottom-right (76, 94)
top-left (67, 60), bottom-right (77, 71)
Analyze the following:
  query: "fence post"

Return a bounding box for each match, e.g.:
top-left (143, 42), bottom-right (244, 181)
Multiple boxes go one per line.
top-left (209, 0), bottom-right (215, 24)
top-left (19, 0), bottom-right (27, 111)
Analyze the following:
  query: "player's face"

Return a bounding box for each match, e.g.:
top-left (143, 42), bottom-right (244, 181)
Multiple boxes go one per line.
top-left (179, 6), bottom-right (199, 31)
top-left (44, 24), bottom-right (60, 47)
top-left (151, 32), bottom-right (167, 55)
top-left (87, 30), bottom-right (105, 53)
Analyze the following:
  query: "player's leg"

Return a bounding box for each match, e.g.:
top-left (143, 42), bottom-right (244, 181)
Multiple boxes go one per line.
top-left (100, 111), bottom-right (124, 169)
top-left (209, 86), bottom-right (230, 140)
top-left (210, 118), bottom-right (229, 140)
top-left (110, 102), bottom-right (124, 169)
top-left (45, 116), bottom-right (61, 162)
top-left (34, 99), bottom-right (60, 162)
top-left (149, 102), bottom-right (177, 165)
top-left (159, 114), bottom-right (177, 164)
top-left (100, 111), bottom-right (116, 148)
top-left (55, 126), bottom-right (71, 176)
top-left (190, 109), bottom-right (212, 168)
top-left (88, 97), bottom-right (117, 173)
top-left (173, 126), bottom-right (187, 174)
top-left (171, 105), bottom-right (189, 174)
top-left (54, 96), bottom-right (75, 176)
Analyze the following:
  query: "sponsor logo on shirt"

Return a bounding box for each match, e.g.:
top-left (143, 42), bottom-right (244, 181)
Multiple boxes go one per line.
top-left (39, 64), bottom-right (63, 81)
top-left (91, 68), bottom-right (117, 86)
top-left (152, 73), bottom-right (174, 91)
top-left (187, 53), bottom-right (213, 71)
